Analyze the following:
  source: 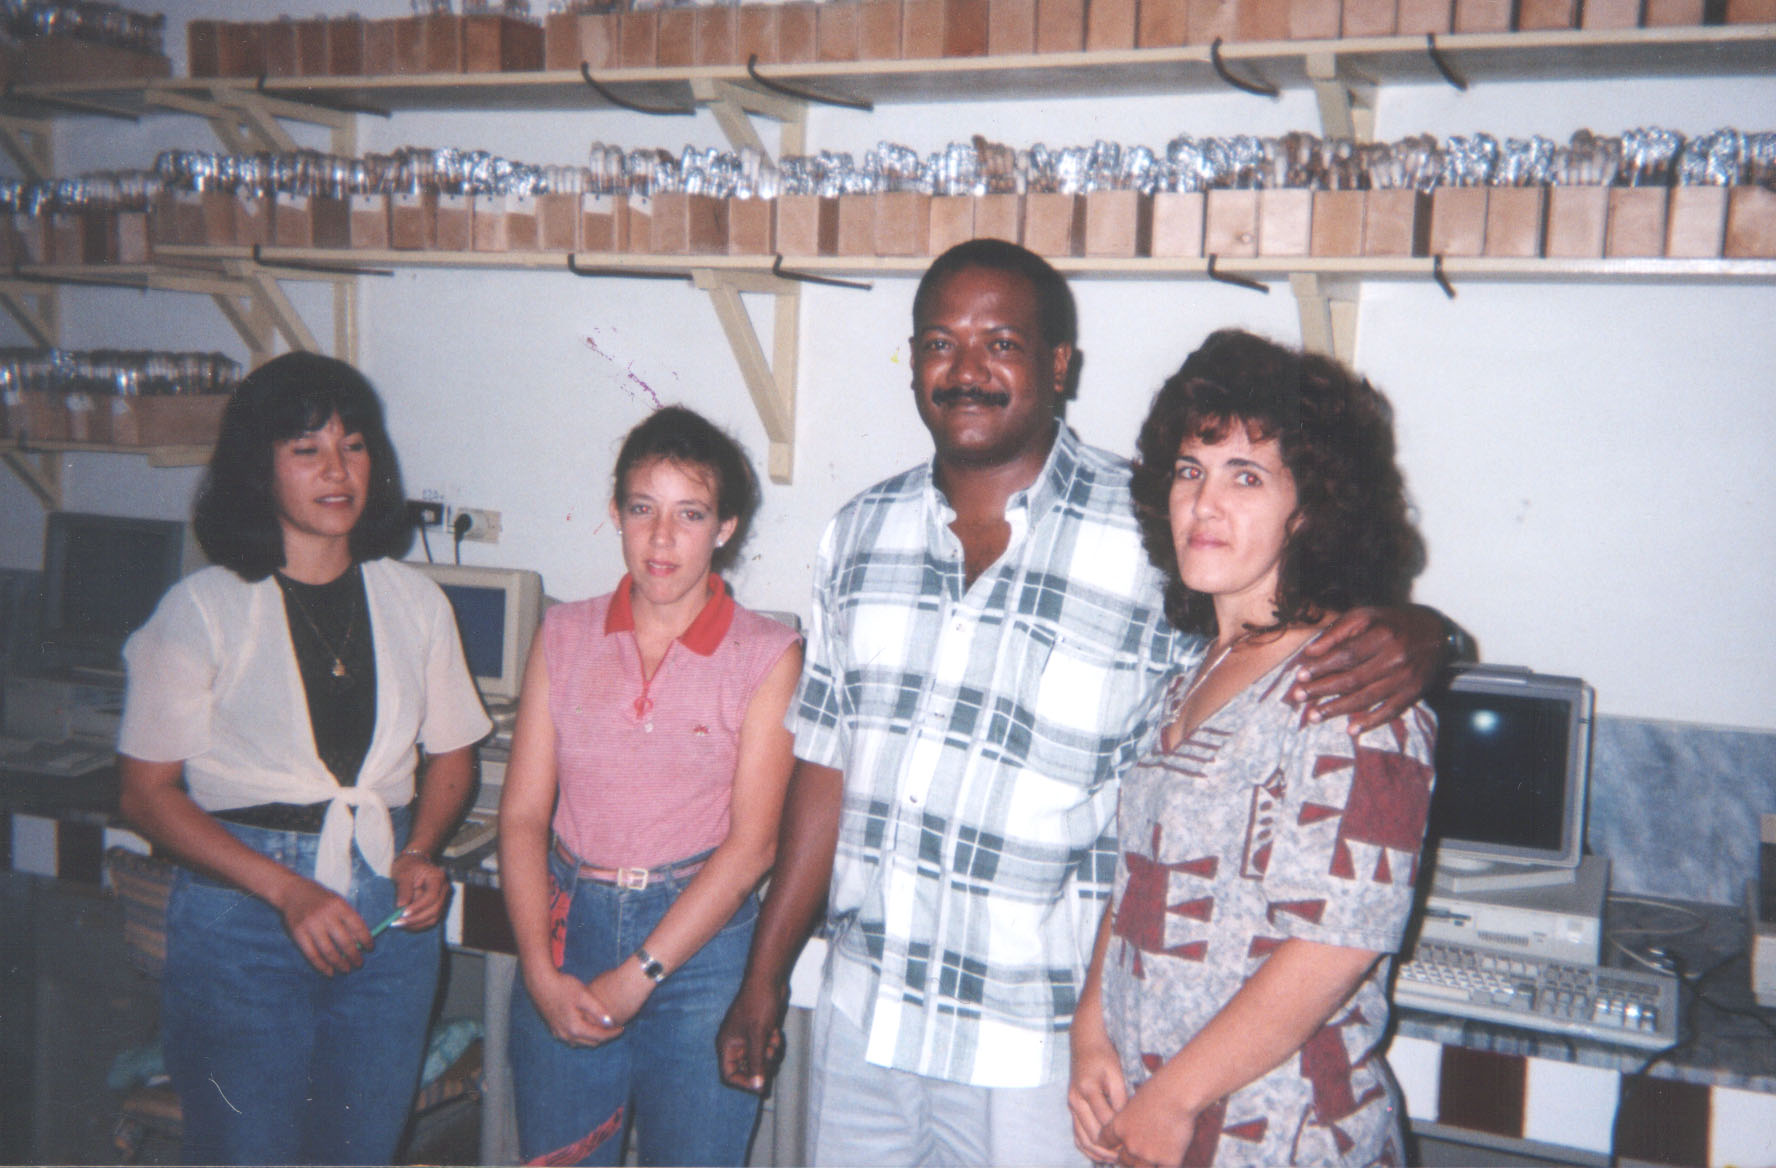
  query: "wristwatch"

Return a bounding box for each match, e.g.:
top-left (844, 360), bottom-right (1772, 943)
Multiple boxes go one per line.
top-left (634, 947), bottom-right (667, 983)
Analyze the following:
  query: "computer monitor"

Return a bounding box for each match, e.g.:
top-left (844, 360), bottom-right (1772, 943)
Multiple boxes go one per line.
top-left (40, 512), bottom-right (194, 671)
top-left (1423, 664), bottom-right (1594, 888)
top-left (410, 562), bottom-right (543, 705)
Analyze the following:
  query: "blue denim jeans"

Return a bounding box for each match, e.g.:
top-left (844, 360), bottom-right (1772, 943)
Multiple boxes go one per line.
top-left (509, 848), bottom-right (761, 1166)
top-left (161, 804), bottom-right (441, 1166)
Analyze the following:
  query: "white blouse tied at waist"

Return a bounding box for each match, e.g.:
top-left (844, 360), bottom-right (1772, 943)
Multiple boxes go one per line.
top-left (119, 559), bottom-right (493, 894)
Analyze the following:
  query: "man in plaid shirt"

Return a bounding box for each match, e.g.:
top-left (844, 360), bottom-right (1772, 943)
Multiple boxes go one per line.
top-left (718, 241), bottom-right (1442, 1166)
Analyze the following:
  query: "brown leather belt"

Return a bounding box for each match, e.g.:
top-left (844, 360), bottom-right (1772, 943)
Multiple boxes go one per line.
top-left (551, 837), bottom-right (711, 891)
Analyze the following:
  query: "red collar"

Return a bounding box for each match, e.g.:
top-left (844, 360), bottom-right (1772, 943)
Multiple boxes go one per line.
top-left (604, 574), bottom-right (735, 656)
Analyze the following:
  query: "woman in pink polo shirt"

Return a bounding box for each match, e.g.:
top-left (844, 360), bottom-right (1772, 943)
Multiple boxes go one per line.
top-left (499, 406), bottom-right (802, 1167)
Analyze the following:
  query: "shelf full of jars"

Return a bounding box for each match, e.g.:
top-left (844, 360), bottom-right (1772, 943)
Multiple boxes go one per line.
top-left (0, 347), bottom-right (239, 457)
top-left (9, 129), bottom-right (1773, 280)
top-left (0, 0), bottom-right (168, 85)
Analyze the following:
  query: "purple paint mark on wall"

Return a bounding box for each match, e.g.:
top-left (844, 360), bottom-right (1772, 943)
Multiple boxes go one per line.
top-left (584, 334), bottom-right (663, 410)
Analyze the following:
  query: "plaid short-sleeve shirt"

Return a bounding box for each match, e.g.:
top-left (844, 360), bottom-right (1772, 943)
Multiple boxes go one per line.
top-left (793, 425), bottom-right (1191, 1088)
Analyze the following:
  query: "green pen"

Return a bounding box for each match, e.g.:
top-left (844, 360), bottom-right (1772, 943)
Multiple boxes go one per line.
top-left (369, 906), bottom-right (406, 938)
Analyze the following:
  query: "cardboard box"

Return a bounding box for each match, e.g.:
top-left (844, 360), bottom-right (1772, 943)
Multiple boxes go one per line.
top-left (65, 393), bottom-right (105, 444)
top-left (1023, 193), bottom-right (1084, 256)
top-left (1205, 189), bottom-right (1259, 256)
top-left (738, 4), bottom-right (780, 62)
top-left (875, 192), bottom-right (932, 255)
top-left (363, 20), bottom-right (397, 76)
top-left (929, 196), bottom-right (976, 254)
top-left (1454, 0), bottom-right (1516, 30)
top-left (817, 0), bottom-right (861, 60)
top-left (199, 191), bottom-right (240, 246)
top-left (473, 194), bottom-right (540, 251)
top-left (776, 2), bottom-right (819, 62)
top-left (1310, 189), bottom-right (1365, 255)
top-left (328, 17), bottom-right (365, 76)
top-left (545, 10), bottom-right (581, 69)
top-left (1517, 0), bottom-right (1578, 26)
top-left (837, 195), bottom-right (877, 255)
top-left (1138, 0), bottom-right (1190, 47)
top-left (1187, 0), bottom-right (1237, 41)
top-left (990, 0), bottom-right (1039, 52)
top-left (727, 197), bottom-right (775, 254)
top-left (1725, 0), bottom-right (1776, 19)
top-left (1664, 185), bottom-right (1727, 258)
top-left (274, 193), bottom-right (350, 250)
top-left (234, 193), bottom-right (272, 247)
top-left (217, 22), bottom-right (266, 77)
top-left (390, 192), bottom-right (437, 250)
top-left (169, 191), bottom-right (206, 247)
top-left (1257, 188), bottom-right (1313, 256)
top-left (393, 16), bottom-right (429, 75)
top-left (424, 14), bottom-right (464, 73)
top-left (1724, 185), bottom-right (1776, 259)
top-left (1237, 0), bottom-right (1292, 38)
top-left (296, 18), bottom-right (329, 75)
top-left (46, 213), bottom-right (83, 264)
top-left (1396, 0), bottom-right (1455, 31)
top-left (1603, 187), bottom-right (1667, 257)
top-left (620, 11), bottom-right (659, 68)
top-left (188, 20), bottom-right (221, 77)
top-left (776, 195), bottom-right (839, 255)
top-left (581, 13), bottom-right (622, 69)
top-left (1150, 191), bottom-right (1205, 256)
top-left (974, 193), bottom-right (1023, 243)
top-left (859, 0), bottom-right (904, 57)
top-left (652, 192), bottom-right (729, 254)
top-left (1430, 187), bottom-right (1488, 255)
top-left (17, 391), bottom-right (69, 442)
top-left (1084, 190), bottom-right (1152, 257)
top-left (1036, 0), bottom-right (1087, 49)
top-left (537, 193), bottom-right (580, 251)
top-left (464, 14), bottom-right (544, 72)
top-left (349, 194), bottom-right (389, 250)
top-left (1483, 186), bottom-right (1546, 257)
top-left (580, 193), bottom-right (628, 252)
top-left (1289, 0), bottom-right (1342, 37)
top-left (697, 4), bottom-right (739, 65)
top-left (1543, 185), bottom-right (1608, 257)
top-left (903, 0), bottom-right (945, 55)
top-left (262, 19), bottom-right (298, 76)
top-left (1580, 0), bottom-right (1643, 25)
top-left (110, 394), bottom-right (229, 448)
top-left (1340, 0), bottom-right (1398, 36)
top-left (657, 7), bottom-right (696, 67)
top-left (1085, 0), bottom-right (1137, 49)
top-left (625, 194), bottom-right (655, 253)
top-left (944, 0), bottom-right (992, 54)
top-left (434, 193), bottom-right (473, 252)
top-left (1642, 0), bottom-right (1704, 23)
top-left (116, 211), bottom-right (150, 264)
top-left (1363, 189), bottom-right (1431, 256)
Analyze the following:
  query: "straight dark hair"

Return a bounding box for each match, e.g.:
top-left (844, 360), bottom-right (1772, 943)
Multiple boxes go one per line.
top-left (194, 352), bottom-right (411, 581)
top-left (612, 405), bottom-right (759, 575)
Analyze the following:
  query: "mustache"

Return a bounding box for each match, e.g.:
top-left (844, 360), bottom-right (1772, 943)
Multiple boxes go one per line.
top-left (930, 386), bottom-right (1012, 408)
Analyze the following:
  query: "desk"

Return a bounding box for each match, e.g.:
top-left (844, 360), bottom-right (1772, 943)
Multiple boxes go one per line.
top-left (1, 762), bottom-right (133, 883)
top-left (1391, 898), bottom-right (1776, 1167)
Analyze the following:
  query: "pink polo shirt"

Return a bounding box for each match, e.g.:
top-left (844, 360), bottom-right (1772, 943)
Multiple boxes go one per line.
top-left (546, 575), bottom-right (800, 870)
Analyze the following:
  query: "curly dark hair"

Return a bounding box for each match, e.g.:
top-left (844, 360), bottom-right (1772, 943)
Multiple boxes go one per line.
top-left (612, 405), bottom-right (760, 575)
top-left (1130, 329), bottom-right (1425, 638)
top-left (193, 352), bottom-right (411, 582)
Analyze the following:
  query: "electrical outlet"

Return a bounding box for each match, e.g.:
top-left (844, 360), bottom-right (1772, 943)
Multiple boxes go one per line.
top-left (406, 499), bottom-right (446, 529)
top-left (457, 507), bottom-right (501, 544)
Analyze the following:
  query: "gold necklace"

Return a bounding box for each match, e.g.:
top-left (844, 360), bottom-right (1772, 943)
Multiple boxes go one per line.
top-left (278, 571), bottom-right (360, 681)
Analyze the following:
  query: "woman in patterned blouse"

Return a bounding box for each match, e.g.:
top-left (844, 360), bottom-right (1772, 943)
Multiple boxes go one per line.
top-left (1068, 330), bottom-right (1436, 1168)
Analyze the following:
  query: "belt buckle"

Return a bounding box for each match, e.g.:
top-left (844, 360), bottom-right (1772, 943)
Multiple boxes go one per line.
top-left (616, 866), bottom-right (649, 891)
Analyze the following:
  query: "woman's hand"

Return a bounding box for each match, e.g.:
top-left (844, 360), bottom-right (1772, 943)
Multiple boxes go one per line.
top-left (586, 960), bottom-right (655, 1030)
top-left (717, 974), bottom-right (789, 1094)
top-left (1069, 1017), bottom-right (1130, 1164)
top-left (273, 874), bottom-right (372, 976)
top-left (1096, 1080), bottom-right (1199, 1168)
top-left (389, 851), bottom-right (449, 930)
top-left (525, 966), bottom-right (625, 1048)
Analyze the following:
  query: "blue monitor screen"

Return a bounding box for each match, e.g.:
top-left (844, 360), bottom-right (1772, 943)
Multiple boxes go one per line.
top-left (438, 583), bottom-right (507, 684)
top-left (1425, 688), bottom-right (1571, 855)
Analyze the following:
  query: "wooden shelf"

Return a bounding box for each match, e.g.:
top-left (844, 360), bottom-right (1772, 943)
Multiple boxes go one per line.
top-left (0, 438), bottom-right (210, 466)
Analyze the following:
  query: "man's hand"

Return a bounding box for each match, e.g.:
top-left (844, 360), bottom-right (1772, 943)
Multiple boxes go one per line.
top-left (1289, 605), bottom-right (1445, 734)
top-left (717, 975), bottom-right (789, 1094)
top-left (1096, 1081), bottom-right (1199, 1168)
top-left (274, 875), bottom-right (371, 975)
top-left (1068, 1032), bottom-right (1130, 1163)
top-left (389, 851), bottom-right (449, 930)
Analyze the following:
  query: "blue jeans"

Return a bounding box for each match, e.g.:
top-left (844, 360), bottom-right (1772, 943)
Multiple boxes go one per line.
top-left (509, 848), bottom-right (761, 1166)
top-left (161, 805), bottom-right (441, 1166)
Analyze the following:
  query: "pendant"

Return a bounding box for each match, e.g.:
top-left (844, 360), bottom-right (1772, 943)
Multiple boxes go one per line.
top-left (330, 658), bottom-right (348, 679)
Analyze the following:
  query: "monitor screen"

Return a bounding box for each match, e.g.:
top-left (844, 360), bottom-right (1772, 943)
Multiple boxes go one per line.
top-left (409, 563), bottom-right (542, 705)
top-left (41, 513), bottom-right (191, 670)
top-left (1423, 666), bottom-right (1593, 874)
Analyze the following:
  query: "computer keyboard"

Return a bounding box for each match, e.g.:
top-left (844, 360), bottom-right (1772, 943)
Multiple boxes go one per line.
top-left (1395, 939), bottom-right (1679, 1051)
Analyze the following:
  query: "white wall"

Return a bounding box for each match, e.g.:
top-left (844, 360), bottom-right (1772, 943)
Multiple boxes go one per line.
top-left (6, 2), bottom-right (1773, 731)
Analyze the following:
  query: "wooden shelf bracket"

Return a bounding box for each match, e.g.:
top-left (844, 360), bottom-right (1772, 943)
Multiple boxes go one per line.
top-left (1290, 270), bottom-right (1359, 365)
top-left (0, 113), bottom-right (54, 182)
top-left (689, 76), bottom-right (808, 157)
top-left (691, 266), bottom-right (799, 484)
top-left (2, 448), bottom-right (62, 508)
top-left (1305, 52), bottom-right (1377, 143)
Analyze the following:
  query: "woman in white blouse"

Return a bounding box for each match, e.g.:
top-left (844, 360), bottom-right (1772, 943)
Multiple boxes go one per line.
top-left (117, 352), bottom-right (491, 1166)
